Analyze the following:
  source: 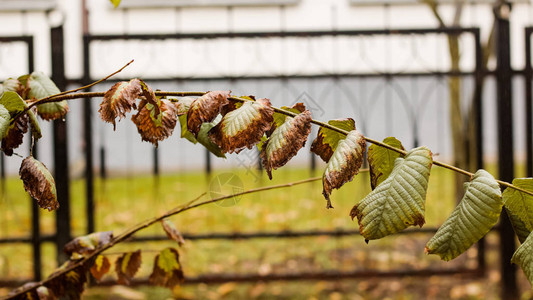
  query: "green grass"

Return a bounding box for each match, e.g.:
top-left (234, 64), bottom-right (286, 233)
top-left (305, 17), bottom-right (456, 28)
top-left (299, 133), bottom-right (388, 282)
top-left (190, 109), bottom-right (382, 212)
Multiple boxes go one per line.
top-left (3, 164), bottom-right (527, 299)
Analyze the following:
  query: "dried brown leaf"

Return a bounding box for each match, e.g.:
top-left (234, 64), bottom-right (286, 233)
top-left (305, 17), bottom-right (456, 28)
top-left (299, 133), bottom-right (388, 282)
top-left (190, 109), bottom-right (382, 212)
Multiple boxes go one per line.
top-left (115, 250), bottom-right (142, 285)
top-left (63, 231), bottom-right (113, 259)
top-left (187, 91), bottom-right (230, 136)
top-left (161, 219), bottom-right (186, 246)
top-left (149, 247), bottom-right (184, 289)
top-left (90, 255), bottom-right (111, 281)
top-left (322, 130), bottom-right (366, 208)
top-left (45, 262), bottom-right (87, 300)
top-left (131, 99), bottom-right (178, 146)
top-left (99, 79), bottom-right (141, 129)
top-left (260, 110), bottom-right (312, 179)
top-left (19, 156), bottom-right (58, 211)
top-left (8, 282), bottom-right (53, 300)
top-left (1, 112), bottom-right (28, 156)
top-left (209, 98), bottom-right (274, 154)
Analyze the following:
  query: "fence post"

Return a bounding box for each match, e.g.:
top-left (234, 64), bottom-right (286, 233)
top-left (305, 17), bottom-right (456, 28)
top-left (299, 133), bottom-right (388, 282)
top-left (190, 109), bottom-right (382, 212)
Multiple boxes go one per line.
top-left (525, 27), bottom-right (533, 177)
top-left (83, 34), bottom-right (95, 234)
top-left (495, 2), bottom-right (518, 299)
top-left (51, 25), bottom-right (71, 264)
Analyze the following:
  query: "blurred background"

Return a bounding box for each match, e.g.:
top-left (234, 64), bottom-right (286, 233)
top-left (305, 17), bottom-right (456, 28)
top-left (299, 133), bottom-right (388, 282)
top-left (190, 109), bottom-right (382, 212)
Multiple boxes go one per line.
top-left (0, 0), bottom-right (533, 298)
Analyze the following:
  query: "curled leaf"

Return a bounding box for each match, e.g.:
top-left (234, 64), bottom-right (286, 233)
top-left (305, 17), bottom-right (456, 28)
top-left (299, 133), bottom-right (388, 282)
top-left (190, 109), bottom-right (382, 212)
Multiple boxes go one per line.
top-left (161, 219), bottom-right (186, 246)
top-left (19, 156), bottom-right (58, 211)
top-left (209, 98), bottom-right (274, 154)
top-left (512, 231), bottom-right (533, 286)
top-left (149, 247), bottom-right (184, 289)
top-left (311, 118), bottom-right (356, 162)
top-left (425, 170), bottom-right (502, 261)
top-left (63, 231), bottom-right (113, 259)
top-left (260, 110), bottom-right (312, 179)
top-left (502, 178), bottom-right (533, 243)
top-left (350, 147), bottom-right (433, 241)
top-left (90, 255), bottom-right (111, 281)
top-left (8, 282), bottom-right (52, 300)
top-left (368, 137), bottom-right (405, 190)
top-left (0, 104), bottom-right (9, 140)
top-left (131, 99), bottom-right (178, 146)
top-left (187, 91), bottom-right (230, 136)
top-left (322, 130), bottom-right (366, 208)
top-left (2, 112), bottom-right (28, 156)
top-left (27, 72), bottom-right (69, 121)
top-left (99, 79), bottom-right (141, 129)
top-left (116, 250), bottom-right (142, 285)
top-left (175, 97), bottom-right (195, 116)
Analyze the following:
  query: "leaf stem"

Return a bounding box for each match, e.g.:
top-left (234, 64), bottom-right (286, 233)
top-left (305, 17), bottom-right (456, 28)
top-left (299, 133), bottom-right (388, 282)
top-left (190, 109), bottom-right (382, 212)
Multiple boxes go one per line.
top-left (3, 177), bottom-right (321, 299)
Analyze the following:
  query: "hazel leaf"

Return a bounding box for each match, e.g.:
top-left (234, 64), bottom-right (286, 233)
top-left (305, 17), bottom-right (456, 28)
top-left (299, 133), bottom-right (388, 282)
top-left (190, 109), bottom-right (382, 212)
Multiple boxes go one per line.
top-left (63, 231), bottom-right (113, 259)
top-left (209, 98), bottom-right (274, 154)
top-left (322, 130), bottom-right (366, 208)
top-left (131, 99), bottom-right (178, 147)
top-left (368, 137), bottom-right (405, 190)
top-left (45, 261), bottom-right (87, 300)
top-left (149, 247), bottom-right (184, 289)
top-left (99, 79), bottom-right (141, 130)
top-left (90, 255), bottom-right (111, 281)
top-left (27, 72), bottom-right (69, 121)
top-left (350, 147), bottom-right (433, 241)
top-left (311, 118), bottom-right (356, 162)
top-left (502, 178), bottom-right (533, 243)
top-left (512, 231), bottom-right (533, 286)
top-left (161, 219), bottom-right (186, 246)
top-left (187, 91), bottom-right (230, 136)
top-left (19, 156), bottom-right (58, 211)
top-left (116, 250), bottom-right (142, 285)
top-left (260, 109), bottom-right (312, 179)
top-left (425, 170), bottom-right (502, 261)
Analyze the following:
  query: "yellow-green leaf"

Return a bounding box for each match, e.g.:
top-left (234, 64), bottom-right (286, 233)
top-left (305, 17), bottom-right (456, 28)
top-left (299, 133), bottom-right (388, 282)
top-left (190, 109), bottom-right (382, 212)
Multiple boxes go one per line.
top-left (149, 247), bottom-right (184, 289)
top-left (512, 231), bottom-right (533, 286)
top-left (311, 118), bottom-right (356, 162)
top-left (368, 137), bottom-right (405, 190)
top-left (503, 178), bottom-right (533, 243)
top-left (425, 169), bottom-right (502, 261)
top-left (322, 129), bottom-right (366, 208)
top-left (0, 91), bottom-right (41, 141)
top-left (110, 0), bottom-right (121, 8)
top-left (351, 147), bottom-right (433, 241)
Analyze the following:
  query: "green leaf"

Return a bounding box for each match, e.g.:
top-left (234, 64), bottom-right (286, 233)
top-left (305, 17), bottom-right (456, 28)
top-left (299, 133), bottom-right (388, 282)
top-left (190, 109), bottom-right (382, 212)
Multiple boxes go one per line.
top-left (179, 114), bottom-right (198, 144)
top-left (197, 118), bottom-right (226, 158)
top-left (503, 178), bottom-right (533, 243)
top-left (311, 118), bottom-right (356, 162)
top-left (0, 104), bottom-right (9, 140)
top-left (368, 137), bottom-right (405, 190)
top-left (27, 72), bottom-right (68, 121)
top-left (350, 147), bottom-right (433, 241)
top-left (209, 98), bottom-right (274, 154)
top-left (0, 91), bottom-right (41, 140)
top-left (322, 130), bottom-right (366, 208)
top-left (512, 231), bottom-right (533, 286)
top-left (110, 0), bottom-right (121, 8)
top-left (425, 169), bottom-right (502, 261)
top-left (19, 156), bottom-right (58, 211)
top-left (149, 247), bottom-right (184, 289)
top-left (260, 109), bottom-right (312, 179)
top-left (271, 103), bottom-right (306, 129)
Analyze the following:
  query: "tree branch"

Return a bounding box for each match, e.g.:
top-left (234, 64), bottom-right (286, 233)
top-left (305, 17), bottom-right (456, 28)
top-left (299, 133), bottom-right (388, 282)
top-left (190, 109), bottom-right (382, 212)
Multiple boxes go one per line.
top-left (4, 176), bottom-right (322, 299)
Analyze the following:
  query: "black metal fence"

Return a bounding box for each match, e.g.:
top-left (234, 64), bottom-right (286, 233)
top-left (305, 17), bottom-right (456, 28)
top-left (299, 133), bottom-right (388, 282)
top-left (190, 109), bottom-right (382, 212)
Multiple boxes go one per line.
top-left (0, 20), bottom-right (531, 298)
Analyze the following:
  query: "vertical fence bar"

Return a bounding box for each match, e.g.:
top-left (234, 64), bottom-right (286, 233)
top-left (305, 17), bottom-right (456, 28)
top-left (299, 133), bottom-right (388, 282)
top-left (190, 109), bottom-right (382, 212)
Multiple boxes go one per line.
top-left (25, 36), bottom-right (42, 281)
top-left (525, 27), bottom-right (532, 177)
top-left (205, 149), bottom-right (211, 175)
top-left (153, 147), bottom-right (159, 176)
top-left (51, 25), bottom-right (71, 264)
top-left (83, 34), bottom-right (95, 234)
top-left (495, 3), bottom-right (518, 299)
top-left (472, 28), bottom-right (486, 273)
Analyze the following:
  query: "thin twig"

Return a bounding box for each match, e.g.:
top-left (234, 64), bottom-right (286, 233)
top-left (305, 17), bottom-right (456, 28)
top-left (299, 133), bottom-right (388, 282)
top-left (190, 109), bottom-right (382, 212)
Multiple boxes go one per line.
top-left (4, 177), bottom-right (321, 299)
top-left (10, 60), bottom-right (134, 125)
top-left (11, 90), bottom-right (533, 197)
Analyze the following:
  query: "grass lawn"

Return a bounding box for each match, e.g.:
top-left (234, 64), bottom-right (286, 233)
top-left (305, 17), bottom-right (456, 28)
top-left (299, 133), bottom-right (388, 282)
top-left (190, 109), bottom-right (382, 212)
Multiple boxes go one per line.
top-left (0, 164), bottom-right (530, 298)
